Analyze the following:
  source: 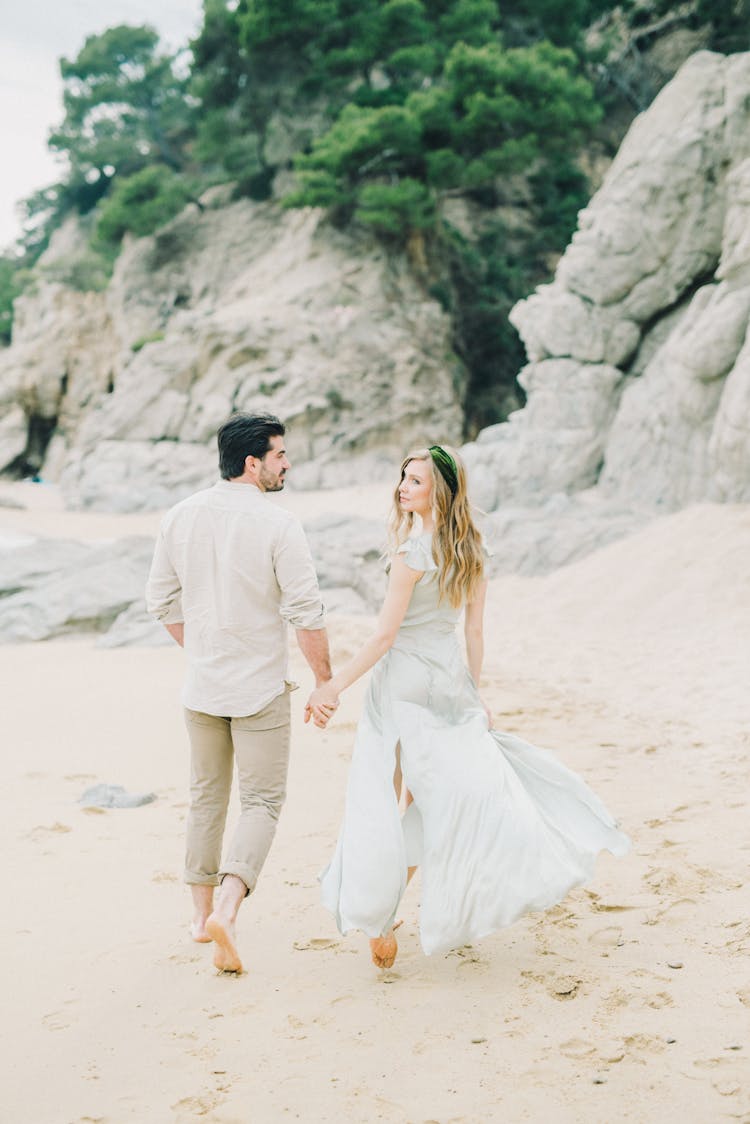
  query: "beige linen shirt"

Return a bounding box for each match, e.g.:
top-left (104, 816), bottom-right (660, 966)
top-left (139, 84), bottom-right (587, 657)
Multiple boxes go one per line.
top-left (146, 480), bottom-right (325, 717)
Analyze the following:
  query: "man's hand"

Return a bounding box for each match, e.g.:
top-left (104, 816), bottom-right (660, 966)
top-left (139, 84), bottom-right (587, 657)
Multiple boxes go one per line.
top-left (304, 681), bottom-right (340, 728)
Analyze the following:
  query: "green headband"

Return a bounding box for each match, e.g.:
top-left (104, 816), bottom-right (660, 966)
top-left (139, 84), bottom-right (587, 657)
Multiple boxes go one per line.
top-left (428, 445), bottom-right (458, 495)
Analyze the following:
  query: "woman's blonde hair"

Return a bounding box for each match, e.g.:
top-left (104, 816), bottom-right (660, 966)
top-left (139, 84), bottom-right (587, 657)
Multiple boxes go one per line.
top-left (388, 445), bottom-right (485, 607)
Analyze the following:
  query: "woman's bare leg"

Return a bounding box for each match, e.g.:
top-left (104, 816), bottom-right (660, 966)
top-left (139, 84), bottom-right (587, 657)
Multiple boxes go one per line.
top-left (368, 749), bottom-right (417, 969)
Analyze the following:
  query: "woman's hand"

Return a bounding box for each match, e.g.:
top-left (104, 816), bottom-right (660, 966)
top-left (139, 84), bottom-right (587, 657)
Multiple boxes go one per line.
top-left (304, 681), bottom-right (340, 728)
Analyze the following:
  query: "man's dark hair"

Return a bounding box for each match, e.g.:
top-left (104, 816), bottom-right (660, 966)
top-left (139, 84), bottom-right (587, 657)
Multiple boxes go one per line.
top-left (217, 413), bottom-right (285, 479)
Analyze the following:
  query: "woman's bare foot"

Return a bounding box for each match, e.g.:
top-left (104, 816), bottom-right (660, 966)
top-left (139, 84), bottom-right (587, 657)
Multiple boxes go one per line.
top-left (205, 914), bottom-right (243, 973)
top-left (369, 920), bottom-right (402, 969)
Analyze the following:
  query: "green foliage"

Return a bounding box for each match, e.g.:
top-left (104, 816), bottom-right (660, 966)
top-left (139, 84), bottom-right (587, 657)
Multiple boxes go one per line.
top-left (691, 0), bottom-right (750, 52)
top-left (18, 0), bottom-right (625, 432)
top-left (500, 0), bottom-right (606, 47)
top-left (131, 331), bottom-right (166, 352)
top-left (355, 178), bottom-right (435, 234)
top-left (96, 166), bottom-right (194, 244)
top-left (444, 222), bottom-right (530, 434)
top-left (0, 256), bottom-right (22, 345)
top-left (51, 24), bottom-right (192, 187)
top-left (291, 36), bottom-right (600, 238)
top-left (529, 157), bottom-right (590, 246)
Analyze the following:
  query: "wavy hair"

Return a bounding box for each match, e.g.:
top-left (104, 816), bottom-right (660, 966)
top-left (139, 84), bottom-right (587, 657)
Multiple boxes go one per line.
top-left (388, 445), bottom-right (485, 607)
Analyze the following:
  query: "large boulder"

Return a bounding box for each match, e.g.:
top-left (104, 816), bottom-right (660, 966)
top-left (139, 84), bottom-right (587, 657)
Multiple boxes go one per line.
top-left (465, 51), bottom-right (750, 512)
top-left (0, 201), bottom-right (464, 510)
top-left (0, 535), bottom-right (155, 642)
top-left (0, 517), bottom-right (387, 644)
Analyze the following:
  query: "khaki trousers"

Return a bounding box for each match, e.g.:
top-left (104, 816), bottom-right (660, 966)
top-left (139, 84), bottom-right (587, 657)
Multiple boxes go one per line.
top-left (183, 689), bottom-right (291, 893)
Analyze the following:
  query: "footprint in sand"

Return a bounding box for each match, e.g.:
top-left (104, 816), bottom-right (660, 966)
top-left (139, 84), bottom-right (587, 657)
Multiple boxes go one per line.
top-left (292, 937), bottom-right (339, 951)
top-left (27, 822), bottom-right (72, 840)
top-left (713, 1080), bottom-right (742, 1097)
top-left (588, 926), bottom-right (624, 948)
top-left (445, 946), bottom-right (486, 970)
top-left (602, 987), bottom-right (631, 1012)
top-left (167, 951), bottom-right (203, 965)
top-left (644, 898), bottom-right (697, 926)
top-left (644, 991), bottom-right (674, 1009)
top-left (171, 1093), bottom-right (222, 1118)
top-left (693, 1056), bottom-right (741, 1070)
top-left (622, 1033), bottom-right (667, 1057)
top-left (541, 903), bottom-right (578, 928)
top-left (42, 1010), bottom-right (71, 1031)
top-left (330, 993), bottom-right (355, 1006)
top-left (285, 1015), bottom-right (309, 1040)
top-left (559, 1038), bottom-right (596, 1059)
top-left (589, 900), bottom-right (635, 914)
top-left (597, 1042), bottom-right (626, 1064)
top-left (523, 971), bottom-right (582, 1000)
top-left (549, 975), bottom-right (581, 1000)
top-left (379, 970), bottom-right (401, 984)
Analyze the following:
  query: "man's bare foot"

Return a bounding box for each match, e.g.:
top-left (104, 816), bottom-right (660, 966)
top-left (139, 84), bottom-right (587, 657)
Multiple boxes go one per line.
top-left (190, 919), bottom-right (212, 943)
top-left (205, 914), bottom-right (243, 973)
top-left (370, 929), bottom-right (398, 969)
top-left (190, 885), bottom-right (214, 943)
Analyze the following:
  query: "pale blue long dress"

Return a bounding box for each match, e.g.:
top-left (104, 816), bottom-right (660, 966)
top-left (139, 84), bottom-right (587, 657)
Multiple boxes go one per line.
top-left (320, 534), bottom-right (630, 955)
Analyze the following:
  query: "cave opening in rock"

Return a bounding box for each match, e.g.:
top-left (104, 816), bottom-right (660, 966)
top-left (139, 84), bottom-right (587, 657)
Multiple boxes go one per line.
top-left (5, 413), bottom-right (58, 479)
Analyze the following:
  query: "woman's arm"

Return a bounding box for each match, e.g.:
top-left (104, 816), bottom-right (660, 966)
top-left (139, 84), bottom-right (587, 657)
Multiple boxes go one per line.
top-left (305, 554), bottom-right (421, 723)
top-left (464, 580), bottom-right (487, 684)
top-left (464, 580), bottom-right (492, 725)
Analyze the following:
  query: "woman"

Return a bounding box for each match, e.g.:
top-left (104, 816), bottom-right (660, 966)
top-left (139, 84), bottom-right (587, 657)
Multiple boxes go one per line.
top-left (306, 445), bottom-right (629, 968)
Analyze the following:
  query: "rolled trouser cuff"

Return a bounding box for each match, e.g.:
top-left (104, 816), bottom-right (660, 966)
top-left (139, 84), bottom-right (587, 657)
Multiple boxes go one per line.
top-left (184, 869), bottom-right (221, 887)
top-left (219, 862), bottom-right (259, 896)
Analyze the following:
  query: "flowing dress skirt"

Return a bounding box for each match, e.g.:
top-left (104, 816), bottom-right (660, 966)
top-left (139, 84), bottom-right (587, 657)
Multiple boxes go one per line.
top-left (320, 621), bottom-right (630, 955)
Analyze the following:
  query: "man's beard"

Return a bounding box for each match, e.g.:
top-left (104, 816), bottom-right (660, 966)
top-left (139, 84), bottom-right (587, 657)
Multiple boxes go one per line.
top-left (259, 467), bottom-right (285, 492)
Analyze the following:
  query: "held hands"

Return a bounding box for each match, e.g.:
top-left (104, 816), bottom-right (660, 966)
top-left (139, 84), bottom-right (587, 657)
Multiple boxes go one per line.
top-left (304, 680), bottom-right (340, 728)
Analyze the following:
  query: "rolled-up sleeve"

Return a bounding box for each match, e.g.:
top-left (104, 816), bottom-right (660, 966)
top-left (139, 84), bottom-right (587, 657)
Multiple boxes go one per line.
top-left (145, 529), bottom-right (184, 624)
top-left (275, 519), bottom-right (326, 630)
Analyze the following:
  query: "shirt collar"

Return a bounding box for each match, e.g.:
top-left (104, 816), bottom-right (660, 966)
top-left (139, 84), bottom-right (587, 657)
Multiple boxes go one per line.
top-left (214, 479), bottom-right (266, 497)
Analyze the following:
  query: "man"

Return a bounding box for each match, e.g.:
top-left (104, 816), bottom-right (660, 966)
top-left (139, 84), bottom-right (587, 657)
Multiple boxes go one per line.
top-left (146, 413), bottom-right (334, 973)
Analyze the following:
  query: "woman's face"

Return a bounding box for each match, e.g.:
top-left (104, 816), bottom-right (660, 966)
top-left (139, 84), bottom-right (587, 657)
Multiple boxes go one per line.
top-left (398, 459), bottom-right (433, 518)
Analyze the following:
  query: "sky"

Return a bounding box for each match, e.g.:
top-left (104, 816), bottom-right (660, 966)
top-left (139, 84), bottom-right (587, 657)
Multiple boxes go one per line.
top-left (0, 0), bottom-right (204, 252)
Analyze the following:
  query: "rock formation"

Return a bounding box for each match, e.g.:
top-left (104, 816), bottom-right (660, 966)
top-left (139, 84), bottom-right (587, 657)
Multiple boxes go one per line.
top-left (0, 197), bottom-right (464, 510)
top-left (0, 513), bottom-right (387, 644)
top-left (465, 51), bottom-right (750, 512)
top-left (3, 49), bottom-right (750, 646)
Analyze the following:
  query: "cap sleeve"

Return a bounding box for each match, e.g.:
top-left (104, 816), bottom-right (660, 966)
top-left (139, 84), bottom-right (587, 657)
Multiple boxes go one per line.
top-left (395, 536), bottom-right (438, 573)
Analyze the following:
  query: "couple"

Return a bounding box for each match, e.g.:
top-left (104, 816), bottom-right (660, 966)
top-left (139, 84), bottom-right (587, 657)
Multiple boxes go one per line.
top-left (146, 412), bottom-right (628, 975)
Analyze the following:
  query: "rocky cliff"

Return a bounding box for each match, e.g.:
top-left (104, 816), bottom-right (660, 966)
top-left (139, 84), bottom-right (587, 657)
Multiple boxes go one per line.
top-left (0, 195), bottom-right (464, 510)
top-left (465, 51), bottom-right (750, 513)
top-left (1, 50), bottom-right (749, 560)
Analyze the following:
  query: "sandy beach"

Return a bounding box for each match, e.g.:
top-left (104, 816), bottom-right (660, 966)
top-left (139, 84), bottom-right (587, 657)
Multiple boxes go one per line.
top-left (2, 484), bottom-right (750, 1123)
